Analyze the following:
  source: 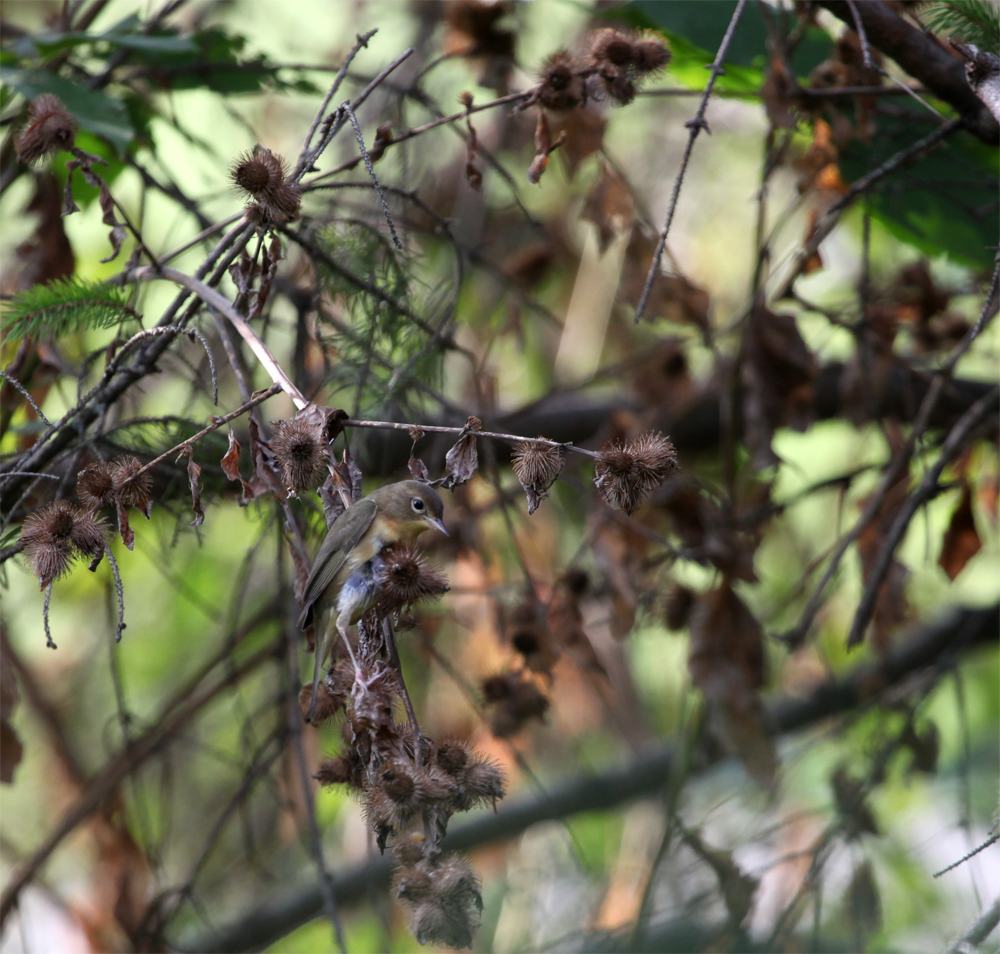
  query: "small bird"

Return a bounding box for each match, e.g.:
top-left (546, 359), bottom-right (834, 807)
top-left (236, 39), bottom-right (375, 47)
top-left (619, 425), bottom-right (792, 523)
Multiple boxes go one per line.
top-left (298, 479), bottom-right (447, 721)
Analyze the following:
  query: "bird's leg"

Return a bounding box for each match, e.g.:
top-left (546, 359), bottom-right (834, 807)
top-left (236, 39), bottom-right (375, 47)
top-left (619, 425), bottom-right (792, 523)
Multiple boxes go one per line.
top-left (381, 616), bottom-right (423, 765)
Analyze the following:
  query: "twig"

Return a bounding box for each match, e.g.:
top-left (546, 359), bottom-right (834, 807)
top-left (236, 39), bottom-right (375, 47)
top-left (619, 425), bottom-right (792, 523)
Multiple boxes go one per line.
top-left (104, 546), bottom-right (126, 642)
top-left (934, 829), bottom-right (1000, 878)
top-left (115, 383), bottom-right (281, 488)
top-left (846, 385), bottom-right (999, 647)
top-left (775, 117), bottom-right (961, 300)
top-left (0, 370), bottom-right (54, 427)
top-left (343, 103), bottom-right (402, 250)
top-left (43, 583), bottom-right (56, 649)
top-left (304, 90), bottom-right (533, 188)
top-left (340, 417), bottom-right (601, 458)
top-left (633, 0), bottom-right (749, 323)
top-left (944, 895), bottom-right (1000, 954)
top-left (293, 29), bottom-right (378, 182)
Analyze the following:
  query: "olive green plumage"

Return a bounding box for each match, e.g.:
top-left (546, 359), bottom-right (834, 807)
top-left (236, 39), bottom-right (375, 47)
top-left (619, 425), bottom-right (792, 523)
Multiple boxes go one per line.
top-left (299, 480), bottom-right (446, 720)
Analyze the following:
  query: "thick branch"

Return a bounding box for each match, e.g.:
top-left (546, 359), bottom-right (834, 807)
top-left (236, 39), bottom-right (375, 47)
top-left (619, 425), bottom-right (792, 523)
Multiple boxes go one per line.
top-left (818, 0), bottom-right (999, 143)
top-left (182, 603), bottom-right (998, 953)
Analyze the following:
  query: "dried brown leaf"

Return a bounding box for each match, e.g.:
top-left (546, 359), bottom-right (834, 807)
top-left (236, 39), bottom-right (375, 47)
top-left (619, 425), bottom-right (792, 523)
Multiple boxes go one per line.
top-left (442, 417), bottom-right (482, 490)
top-left (938, 482), bottom-right (981, 580)
top-left (177, 447), bottom-right (204, 527)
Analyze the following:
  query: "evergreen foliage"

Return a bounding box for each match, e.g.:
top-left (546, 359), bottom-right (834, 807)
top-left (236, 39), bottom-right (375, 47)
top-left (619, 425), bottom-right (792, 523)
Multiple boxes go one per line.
top-left (924, 0), bottom-right (1000, 49)
top-left (2, 277), bottom-right (138, 342)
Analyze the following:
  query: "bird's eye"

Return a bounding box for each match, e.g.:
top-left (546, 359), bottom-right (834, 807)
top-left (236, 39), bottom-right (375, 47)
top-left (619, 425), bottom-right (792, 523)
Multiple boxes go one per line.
top-left (411, 497), bottom-right (425, 512)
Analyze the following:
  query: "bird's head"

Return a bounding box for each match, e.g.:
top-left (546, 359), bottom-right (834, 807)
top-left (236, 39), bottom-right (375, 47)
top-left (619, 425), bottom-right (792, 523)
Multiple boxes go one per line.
top-left (377, 480), bottom-right (447, 541)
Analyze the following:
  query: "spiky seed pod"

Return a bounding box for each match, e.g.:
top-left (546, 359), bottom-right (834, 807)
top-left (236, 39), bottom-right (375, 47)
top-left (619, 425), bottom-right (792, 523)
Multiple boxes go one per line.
top-left (77, 462), bottom-right (117, 510)
top-left (481, 671), bottom-right (550, 738)
top-left (435, 740), bottom-right (507, 812)
top-left (594, 430), bottom-right (678, 514)
top-left (537, 50), bottom-right (583, 111)
top-left (377, 545), bottom-right (450, 610)
top-left (345, 663), bottom-right (396, 733)
top-left (434, 858), bottom-right (483, 914)
top-left (20, 501), bottom-right (78, 588)
top-left (511, 438), bottom-right (563, 514)
top-left (244, 203), bottom-right (269, 228)
top-left (263, 181), bottom-right (302, 223)
top-left (111, 456), bottom-right (152, 510)
top-left (314, 751), bottom-right (366, 789)
top-left (402, 858), bottom-right (483, 948)
top-left (630, 430), bottom-right (678, 484)
top-left (272, 418), bottom-right (324, 493)
top-left (394, 865), bottom-right (434, 905)
top-left (16, 94), bottom-right (76, 165)
top-left (364, 760), bottom-right (451, 834)
top-left (69, 509), bottom-right (108, 558)
top-left (634, 35), bottom-right (671, 74)
top-left (231, 147), bottom-right (285, 200)
top-left (589, 28), bottom-right (637, 68)
top-left (299, 681), bottom-right (342, 724)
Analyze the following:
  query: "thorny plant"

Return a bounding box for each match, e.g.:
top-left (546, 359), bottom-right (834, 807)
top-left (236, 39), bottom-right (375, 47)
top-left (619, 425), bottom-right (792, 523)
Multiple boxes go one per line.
top-left (0, 2), bottom-right (998, 953)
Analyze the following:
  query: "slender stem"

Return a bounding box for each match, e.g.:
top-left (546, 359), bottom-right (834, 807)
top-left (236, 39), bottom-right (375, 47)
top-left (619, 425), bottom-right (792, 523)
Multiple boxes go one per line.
top-left (340, 417), bottom-right (601, 458)
top-left (634, 0), bottom-right (750, 323)
top-left (115, 384), bottom-right (281, 488)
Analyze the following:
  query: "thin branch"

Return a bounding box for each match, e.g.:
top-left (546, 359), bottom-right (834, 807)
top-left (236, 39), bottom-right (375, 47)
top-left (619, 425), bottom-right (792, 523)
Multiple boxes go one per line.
top-left (633, 0), bottom-right (750, 323)
top-left (774, 117), bottom-right (962, 301)
top-left (846, 385), bottom-right (999, 647)
top-left (340, 416), bottom-right (601, 459)
top-left (342, 103), bottom-right (402, 250)
top-left (293, 29), bottom-right (379, 182)
top-left (0, 370), bottom-right (54, 427)
top-left (104, 545), bottom-right (126, 643)
top-left (115, 383), bottom-right (281, 489)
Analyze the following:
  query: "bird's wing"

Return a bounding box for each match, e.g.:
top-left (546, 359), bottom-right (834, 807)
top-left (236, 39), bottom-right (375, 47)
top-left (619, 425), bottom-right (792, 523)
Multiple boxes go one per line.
top-left (297, 497), bottom-right (378, 630)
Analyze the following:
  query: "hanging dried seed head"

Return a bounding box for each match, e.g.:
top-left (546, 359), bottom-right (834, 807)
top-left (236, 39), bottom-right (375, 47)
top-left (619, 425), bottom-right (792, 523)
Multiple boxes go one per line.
top-left (377, 545), bottom-right (450, 610)
top-left (272, 417), bottom-right (324, 493)
top-left (537, 50), bottom-right (583, 111)
top-left (364, 760), bottom-right (451, 834)
top-left (313, 751), bottom-right (366, 789)
top-left (77, 462), bottom-right (117, 510)
top-left (586, 28), bottom-right (670, 105)
top-left (511, 438), bottom-right (563, 514)
top-left (70, 509), bottom-right (108, 558)
top-left (435, 740), bottom-right (507, 812)
top-left (664, 582), bottom-right (695, 631)
top-left (299, 680), bottom-right (343, 724)
top-left (263, 181), bottom-right (302, 223)
top-left (401, 857), bottom-right (483, 948)
top-left (481, 670), bottom-right (550, 738)
top-left (20, 503), bottom-right (76, 589)
top-left (16, 94), bottom-right (76, 165)
top-left (594, 430), bottom-right (678, 514)
top-left (110, 456), bottom-right (152, 510)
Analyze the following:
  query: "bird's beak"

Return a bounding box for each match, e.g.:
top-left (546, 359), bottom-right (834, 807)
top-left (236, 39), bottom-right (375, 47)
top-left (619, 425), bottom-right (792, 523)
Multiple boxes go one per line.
top-left (426, 515), bottom-right (448, 536)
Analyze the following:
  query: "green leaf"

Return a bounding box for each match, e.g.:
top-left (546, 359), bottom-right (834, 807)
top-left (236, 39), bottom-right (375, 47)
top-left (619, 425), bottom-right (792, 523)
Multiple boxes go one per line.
top-left (0, 69), bottom-right (134, 152)
top-left (840, 124), bottom-right (999, 270)
top-left (2, 278), bottom-right (138, 342)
